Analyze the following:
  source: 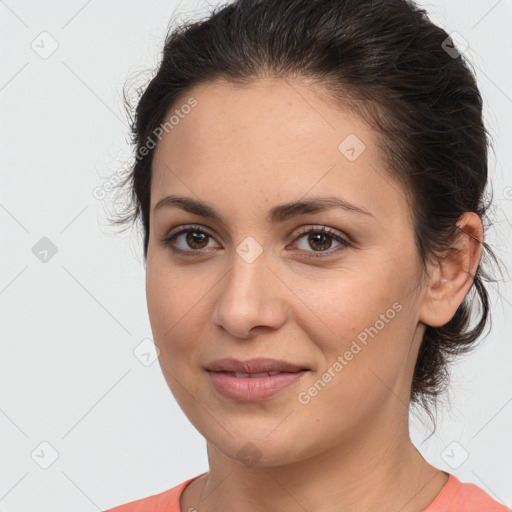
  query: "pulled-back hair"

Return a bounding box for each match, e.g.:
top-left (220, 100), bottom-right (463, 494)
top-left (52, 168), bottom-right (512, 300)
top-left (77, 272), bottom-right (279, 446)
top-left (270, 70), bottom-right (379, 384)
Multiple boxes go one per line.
top-left (110, 0), bottom-right (503, 430)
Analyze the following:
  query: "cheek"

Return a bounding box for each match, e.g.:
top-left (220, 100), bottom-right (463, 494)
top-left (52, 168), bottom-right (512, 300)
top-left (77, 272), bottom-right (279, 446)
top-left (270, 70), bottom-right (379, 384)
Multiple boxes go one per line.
top-left (298, 264), bottom-right (416, 385)
top-left (295, 265), bottom-right (404, 343)
top-left (297, 305), bottom-right (412, 432)
top-left (145, 265), bottom-right (205, 401)
top-left (146, 268), bottom-right (173, 338)
top-left (145, 260), bottom-right (212, 367)
top-left (146, 262), bottom-right (189, 349)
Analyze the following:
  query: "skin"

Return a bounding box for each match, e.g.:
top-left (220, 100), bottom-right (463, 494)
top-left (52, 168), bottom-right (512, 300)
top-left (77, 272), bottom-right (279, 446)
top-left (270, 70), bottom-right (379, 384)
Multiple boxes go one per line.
top-left (145, 77), bottom-right (483, 512)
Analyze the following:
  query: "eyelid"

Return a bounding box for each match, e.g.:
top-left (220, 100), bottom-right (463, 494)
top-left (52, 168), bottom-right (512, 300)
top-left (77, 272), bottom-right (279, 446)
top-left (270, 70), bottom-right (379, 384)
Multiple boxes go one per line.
top-left (165, 223), bottom-right (216, 240)
top-left (290, 224), bottom-right (349, 243)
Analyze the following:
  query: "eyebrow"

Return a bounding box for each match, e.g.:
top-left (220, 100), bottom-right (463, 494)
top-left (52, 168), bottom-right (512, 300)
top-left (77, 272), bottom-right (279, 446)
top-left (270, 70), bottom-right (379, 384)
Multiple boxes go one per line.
top-left (154, 194), bottom-right (375, 224)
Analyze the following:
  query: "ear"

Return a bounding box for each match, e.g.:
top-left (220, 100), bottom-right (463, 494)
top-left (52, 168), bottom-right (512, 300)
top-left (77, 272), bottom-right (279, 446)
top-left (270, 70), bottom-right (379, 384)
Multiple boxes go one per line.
top-left (418, 212), bottom-right (483, 328)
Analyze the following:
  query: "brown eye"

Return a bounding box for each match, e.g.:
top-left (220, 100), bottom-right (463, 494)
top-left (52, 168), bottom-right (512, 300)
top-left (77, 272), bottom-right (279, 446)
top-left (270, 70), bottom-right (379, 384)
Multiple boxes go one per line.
top-left (184, 231), bottom-right (209, 249)
top-left (306, 232), bottom-right (334, 251)
top-left (162, 226), bottom-right (219, 255)
top-left (290, 226), bottom-right (351, 258)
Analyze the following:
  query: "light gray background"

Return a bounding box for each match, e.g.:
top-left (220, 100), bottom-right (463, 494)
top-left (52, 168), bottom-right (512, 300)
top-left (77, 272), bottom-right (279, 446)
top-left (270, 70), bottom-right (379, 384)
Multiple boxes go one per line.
top-left (1, 1), bottom-right (511, 510)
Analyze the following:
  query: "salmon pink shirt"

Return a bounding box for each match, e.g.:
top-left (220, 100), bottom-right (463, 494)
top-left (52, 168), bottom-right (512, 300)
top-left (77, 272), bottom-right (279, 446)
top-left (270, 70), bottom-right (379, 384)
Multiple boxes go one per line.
top-left (104, 472), bottom-right (511, 511)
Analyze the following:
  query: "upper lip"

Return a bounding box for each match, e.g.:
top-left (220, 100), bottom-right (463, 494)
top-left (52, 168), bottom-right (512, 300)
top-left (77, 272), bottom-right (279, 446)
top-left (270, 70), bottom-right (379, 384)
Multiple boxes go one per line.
top-left (205, 358), bottom-right (308, 374)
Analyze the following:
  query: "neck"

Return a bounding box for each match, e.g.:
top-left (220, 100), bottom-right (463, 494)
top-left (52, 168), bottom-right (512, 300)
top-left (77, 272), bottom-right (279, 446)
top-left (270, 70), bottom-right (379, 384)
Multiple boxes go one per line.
top-left (183, 406), bottom-right (448, 512)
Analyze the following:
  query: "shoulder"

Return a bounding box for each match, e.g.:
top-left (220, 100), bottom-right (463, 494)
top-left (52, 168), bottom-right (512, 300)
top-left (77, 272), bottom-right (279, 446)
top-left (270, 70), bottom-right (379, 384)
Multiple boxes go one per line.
top-left (103, 474), bottom-right (205, 512)
top-left (426, 473), bottom-right (511, 512)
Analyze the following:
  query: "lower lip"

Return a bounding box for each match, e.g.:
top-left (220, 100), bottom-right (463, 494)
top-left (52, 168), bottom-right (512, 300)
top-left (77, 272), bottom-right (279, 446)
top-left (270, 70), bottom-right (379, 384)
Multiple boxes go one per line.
top-left (207, 370), bottom-right (308, 401)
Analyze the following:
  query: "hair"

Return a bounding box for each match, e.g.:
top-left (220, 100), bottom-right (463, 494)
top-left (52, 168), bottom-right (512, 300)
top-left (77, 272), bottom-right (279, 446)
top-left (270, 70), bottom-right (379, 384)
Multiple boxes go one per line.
top-left (109, 0), bottom-right (504, 432)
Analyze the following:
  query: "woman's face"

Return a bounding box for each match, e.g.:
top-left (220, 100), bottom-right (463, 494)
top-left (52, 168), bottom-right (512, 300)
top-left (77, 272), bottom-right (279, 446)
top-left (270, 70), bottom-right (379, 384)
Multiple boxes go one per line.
top-left (146, 77), bottom-right (430, 466)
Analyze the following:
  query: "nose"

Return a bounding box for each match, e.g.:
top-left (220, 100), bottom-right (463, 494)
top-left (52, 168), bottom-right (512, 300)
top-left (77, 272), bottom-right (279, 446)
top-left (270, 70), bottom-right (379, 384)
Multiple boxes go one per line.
top-left (213, 251), bottom-right (287, 339)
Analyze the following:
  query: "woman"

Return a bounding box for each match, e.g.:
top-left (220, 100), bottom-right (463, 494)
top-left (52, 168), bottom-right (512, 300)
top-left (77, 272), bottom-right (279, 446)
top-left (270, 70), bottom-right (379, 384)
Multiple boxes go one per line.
top-left (105, 0), bottom-right (510, 510)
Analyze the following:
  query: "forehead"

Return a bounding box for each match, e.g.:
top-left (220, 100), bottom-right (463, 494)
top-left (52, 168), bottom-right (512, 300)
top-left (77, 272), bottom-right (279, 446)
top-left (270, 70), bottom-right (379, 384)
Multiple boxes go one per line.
top-left (150, 78), bottom-right (410, 230)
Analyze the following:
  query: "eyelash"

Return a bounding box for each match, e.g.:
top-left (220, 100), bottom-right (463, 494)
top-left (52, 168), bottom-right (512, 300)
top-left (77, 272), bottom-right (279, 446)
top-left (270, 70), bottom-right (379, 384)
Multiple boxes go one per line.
top-left (161, 224), bottom-right (351, 259)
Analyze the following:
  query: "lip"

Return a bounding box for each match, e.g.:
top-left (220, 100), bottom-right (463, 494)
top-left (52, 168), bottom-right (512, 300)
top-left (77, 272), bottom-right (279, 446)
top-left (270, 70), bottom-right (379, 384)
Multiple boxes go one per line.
top-left (205, 358), bottom-right (310, 401)
top-left (205, 357), bottom-right (309, 374)
top-left (207, 370), bottom-right (308, 401)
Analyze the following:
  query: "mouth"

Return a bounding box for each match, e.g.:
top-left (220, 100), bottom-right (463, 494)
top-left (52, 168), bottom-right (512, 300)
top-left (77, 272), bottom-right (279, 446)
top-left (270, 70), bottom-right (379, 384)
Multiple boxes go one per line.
top-left (205, 357), bottom-right (310, 374)
top-left (204, 358), bottom-right (310, 401)
top-left (216, 370), bottom-right (297, 378)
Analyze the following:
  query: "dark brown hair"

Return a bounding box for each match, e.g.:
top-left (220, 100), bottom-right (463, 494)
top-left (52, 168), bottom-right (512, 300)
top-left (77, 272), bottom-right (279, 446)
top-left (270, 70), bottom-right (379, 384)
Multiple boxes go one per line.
top-left (110, 0), bottom-right (503, 431)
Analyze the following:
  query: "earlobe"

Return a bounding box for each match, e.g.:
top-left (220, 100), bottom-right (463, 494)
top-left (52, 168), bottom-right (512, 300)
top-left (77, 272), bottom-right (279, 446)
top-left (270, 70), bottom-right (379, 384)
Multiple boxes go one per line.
top-left (418, 212), bottom-right (483, 328)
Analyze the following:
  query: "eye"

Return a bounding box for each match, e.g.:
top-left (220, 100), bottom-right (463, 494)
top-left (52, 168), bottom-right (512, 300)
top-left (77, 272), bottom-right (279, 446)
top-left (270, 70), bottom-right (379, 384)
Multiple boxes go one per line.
top-left (161, 225), bottom-right (220, 255)
top-left (160, 224), bottom-right (351, 258)
top-left (289, 226), bottom-right (350, 258)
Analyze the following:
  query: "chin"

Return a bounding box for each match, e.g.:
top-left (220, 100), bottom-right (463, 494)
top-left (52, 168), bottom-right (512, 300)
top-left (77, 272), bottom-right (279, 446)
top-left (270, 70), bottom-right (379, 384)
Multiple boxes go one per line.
top-left (205, 428), bottom-right (311, 468)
